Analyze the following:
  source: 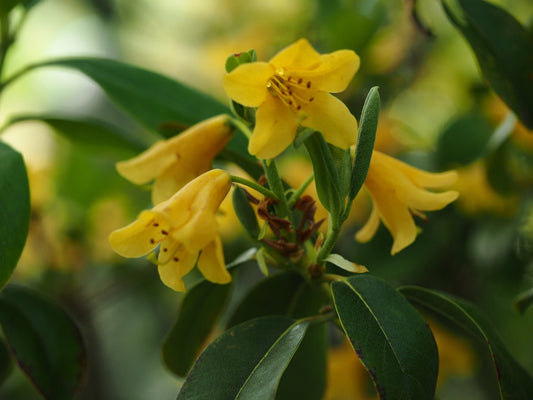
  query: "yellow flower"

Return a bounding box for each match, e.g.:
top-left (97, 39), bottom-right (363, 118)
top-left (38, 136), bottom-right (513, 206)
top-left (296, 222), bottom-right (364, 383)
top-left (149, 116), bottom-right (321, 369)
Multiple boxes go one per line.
top-left (116, 115), bottom-right (233, 204)
top-left (109, 169), bottom-right (232, 291)
top-left (356, 151), bottom-right (459, 254)
top-left (223, 38), bottom-right (359, 159)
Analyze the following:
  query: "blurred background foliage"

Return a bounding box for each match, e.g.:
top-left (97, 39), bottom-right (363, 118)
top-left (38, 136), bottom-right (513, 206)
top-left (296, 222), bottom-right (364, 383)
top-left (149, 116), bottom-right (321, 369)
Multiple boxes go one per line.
top-left (0, 0), bottom-right (532, 399)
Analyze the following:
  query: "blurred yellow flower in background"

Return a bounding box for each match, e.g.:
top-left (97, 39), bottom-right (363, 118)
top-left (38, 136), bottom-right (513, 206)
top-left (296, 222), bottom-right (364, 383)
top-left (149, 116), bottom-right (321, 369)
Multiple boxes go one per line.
top-left (116, 115), bottom-right (233, 204)
top-left (109, 169), bottom-right (232, 291)
top-left (453, 162), bottom-right (518, 216)
top-left (356, 151), bottom-right (459, 254)
top-left (223, 38), bottom-right (359, 159)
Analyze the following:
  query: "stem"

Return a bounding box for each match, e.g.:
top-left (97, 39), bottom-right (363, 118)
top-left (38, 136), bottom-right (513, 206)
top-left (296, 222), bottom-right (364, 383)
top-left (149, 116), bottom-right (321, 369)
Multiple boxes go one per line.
top-left (287, 173), bottom-right (314, 208)
top-left (230, 175), bottom-right (275, 198)
top-left (316, 215), bottom-right (342, 264)
top-left (262, 159), bottom-right (291, 218)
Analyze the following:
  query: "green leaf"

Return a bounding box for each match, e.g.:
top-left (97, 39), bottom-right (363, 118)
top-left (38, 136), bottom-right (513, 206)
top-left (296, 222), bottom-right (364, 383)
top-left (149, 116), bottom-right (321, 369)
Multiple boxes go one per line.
top-left (225, 49), bottom-right (257, 73)
top-left (350, 86), bottom-right (380, 201)
top-left (35, 57), bottom-right (228, 131)
top-left (0, 141), bottom-right (30, 289)
top-left (400, 286), bottom-right (533, 400)
top-left (0, 337), bottom-right (13, 386)
top-left (226, 273), bottom-right (329, 400)
top-left (226, 248), bottom-right (258, 269)
top-left (163, 280), bottom-right (232, 377)
top-left (332, 275), bottom-right (438, 400)
top-left (514, 287), bottom-right (533, 315)
top-left (227, 272), bottom-right (304, 328)
top-left (6, 114), bottom-right (147, 154)
top-left (442, 0), bottom-right (533, 128)
top-left (304, 131), bottom-right (342, 216)
top-left (232, 185), bottom-right (260, 239)
top-left (436, 113), bottom-right (493, 166)
top-left (176, 316), bottom-right (310, 400)
top-left (0, 285), bottom-right (87, 400)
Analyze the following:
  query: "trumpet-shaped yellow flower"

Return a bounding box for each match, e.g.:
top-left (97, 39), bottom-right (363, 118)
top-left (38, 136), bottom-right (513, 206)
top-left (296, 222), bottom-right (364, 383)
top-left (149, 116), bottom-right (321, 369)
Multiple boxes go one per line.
top-left (109, 169), bottom-right (232, 291)
top-left (223, 39), bottom-right (359, 159)
top-left (356, 151), bottom-right (459, 255)
top-left (116, 115), bottom-right (233, 204)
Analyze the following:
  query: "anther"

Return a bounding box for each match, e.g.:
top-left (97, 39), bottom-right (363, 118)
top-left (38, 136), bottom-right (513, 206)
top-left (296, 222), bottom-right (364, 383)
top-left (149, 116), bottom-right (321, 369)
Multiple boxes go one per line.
top-left (297, 105), bottom-right (301, 110)
top-left (173, 257), bottom-right (179, 262)
top-left (298, 78), bottom-right (303, 84)
top-left (150, 238), bottom-right (155, 244)
top-left (161, 230), bottom-right (168, 235)
top-left (153, 223), bottom-right (159, 227)
top-left (163, 248), bottom-right (168, 252)
top-left (309, 97), bottom-right (314, 102)
top-left (306, 81), bottom-right (311, 89)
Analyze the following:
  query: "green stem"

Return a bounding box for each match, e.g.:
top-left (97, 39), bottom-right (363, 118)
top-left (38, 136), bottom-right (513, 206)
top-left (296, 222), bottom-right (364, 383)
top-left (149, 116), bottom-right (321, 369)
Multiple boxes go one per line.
top-left (316, 215), bottom-right (342, 264)
top-left (262, 159), bottom-right (291, 218)
top-left (230, 175), bottom-right (275, 199)
top-left (287, 173), bottom-right (314, 208)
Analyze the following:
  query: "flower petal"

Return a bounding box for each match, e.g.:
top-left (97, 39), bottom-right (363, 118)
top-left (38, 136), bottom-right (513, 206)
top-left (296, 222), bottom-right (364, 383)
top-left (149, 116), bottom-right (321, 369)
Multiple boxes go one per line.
top-left (108, 210), bottom-right (170, 257)
top-left (223, 62), bottom-right (273, 106)
top-left (298, 50), bottom-right (360, 93)
top-left (152, 165), bottom-right (204, 205)
top-left (197, 237), bottom-right (231, 284)
top-left (157, 247), bottom-right (198, 292)
top-left (269, 38), bottom-right (321, 70)
top-left (301, 92), bottom-right (357, 149)
top-left (364, 172), bottom-right (417, 255)
top-left (249, 95), bottom-right (299, 159)
top-left (372, 151), bottom-right (458, 188)
top-left (116, 140), bottom-right (176, 185)
top-left (355, 202), bottom-right (380, 243)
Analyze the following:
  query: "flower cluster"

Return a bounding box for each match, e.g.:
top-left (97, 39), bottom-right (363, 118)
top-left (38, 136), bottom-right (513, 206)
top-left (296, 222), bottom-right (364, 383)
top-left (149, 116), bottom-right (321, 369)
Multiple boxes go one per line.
top-left (109, 38), bottom-right (458, 291)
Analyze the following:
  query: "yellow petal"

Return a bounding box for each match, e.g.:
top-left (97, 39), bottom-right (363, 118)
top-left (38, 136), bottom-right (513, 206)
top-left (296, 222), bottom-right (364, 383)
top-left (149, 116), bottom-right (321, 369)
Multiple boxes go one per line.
top-left (155, 169), bottom-right (231, 228)
top-left (108, 210), bottom-right (170, 257)
top-left (197, 237), bottom-right (231, 284)
top-left (269, 38), bottom-right (321, 70)
top-left (372, 151), bottom-right (458, 188)
top-left (169, 170), bottom-right (231, 250)
top-left (152, 166), bottom-right (201, 205)
top-left (355, 202), bottom-right (380, 243)
top-left (223, 62), bottom-right (273, 106)
top-left (301, 92), bottom-right (357, 149)
top-left (249, 95), bottom-right (299, 159)
top-left (364, 173), bottom-right (417, 255)
top-left (116, 140), bottom-right (176, 185)
top-left (157, 247), bottom-right (198, 292)
top-left (298, 50), bottom-right (360, 93)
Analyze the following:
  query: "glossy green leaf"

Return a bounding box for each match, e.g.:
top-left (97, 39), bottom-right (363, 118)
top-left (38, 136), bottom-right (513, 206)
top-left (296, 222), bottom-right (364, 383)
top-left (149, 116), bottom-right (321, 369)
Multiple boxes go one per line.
top-left (226, 273), bottom-right (328, 400)
top-left (227, 272), bottom-right (304, 328)
top-left (6, 115), bottom-right (147, 154)
top-left (225, 49), bottom-right (257, 73)
top-left (275, 280), bottom-right (329, 400)
top-left (436, 113), bottom-right (493, 166)
top-left (400, 286), bottom-right (533, 400)
top-left (514, 287), bottom-right (533, 315)
top-left (163, 280), bottom-right (232, 377)
top-left (332, 275), bottom-right (438, 400)
top-left (232, 185), bottom-right (260, 239)
top-left (36, 57), bottom-right (228, 131)
top-left (0, 141), bottom-right (30, 289)
top-left (350, 86), bottom-right (380, 201)
top-left (442, 0), bottom-right (533, 128)
top-left (0, 337), bottom-right (13, 386)
top-left (304, 131), bottom-right (342, 216)
top-left (177, 316), bottom-right (310, 400)
top-left (0, 285), bottom-right (87, 400)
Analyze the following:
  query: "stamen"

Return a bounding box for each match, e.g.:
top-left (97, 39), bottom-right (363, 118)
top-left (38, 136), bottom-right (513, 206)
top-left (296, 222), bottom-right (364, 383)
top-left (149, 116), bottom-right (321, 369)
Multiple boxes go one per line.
top-left (266, 73), bottom-right (315, 111)
top-left (150, 238), bottom-right (155, 244)
top-left (173, 257), bottom-right (179, 262)
top-left (161, 230), bottom-right (169, 235)
top-left (153, 223), bottom-right (159, 227)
